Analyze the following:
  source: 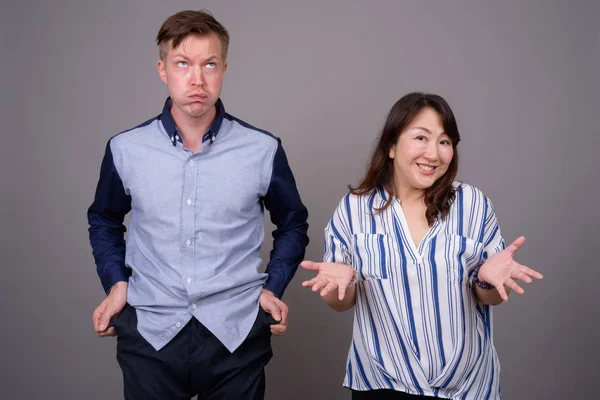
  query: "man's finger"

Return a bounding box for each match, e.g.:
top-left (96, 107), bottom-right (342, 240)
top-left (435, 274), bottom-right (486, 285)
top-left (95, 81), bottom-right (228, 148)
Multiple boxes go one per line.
top-left (93, 302), bottom-right (107, 332)
top-left (270, 324), bottom-right (287, 336)
top-left (271, 328), bottom-right (286, 336)
top-left (97, 327), bottom-right (116, 337)
top-left (268, 304), bottom-right (282, 322)
top-left (278, 304), bottom-right (288, 326)
top-left (93, 311), bottom-right (101, 332)
top-left (97, 308), bottom-right (114, 332)
top-left (98, 313), bottom-right (110, 332)
top-left (273, 299), bottom-right (288, 326)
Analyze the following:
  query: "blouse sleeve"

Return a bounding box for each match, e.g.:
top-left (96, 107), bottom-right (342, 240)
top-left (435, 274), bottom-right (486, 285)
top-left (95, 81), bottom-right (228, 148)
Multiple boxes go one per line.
top-left (323, 195), bottom-right (353, 265)
top-left (480, 197), bottom-right (506, 261)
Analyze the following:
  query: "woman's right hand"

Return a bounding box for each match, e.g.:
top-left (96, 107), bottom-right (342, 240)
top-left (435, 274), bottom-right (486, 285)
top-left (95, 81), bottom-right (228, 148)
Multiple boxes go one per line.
top-left (301, 261), bottom-right (356, 300)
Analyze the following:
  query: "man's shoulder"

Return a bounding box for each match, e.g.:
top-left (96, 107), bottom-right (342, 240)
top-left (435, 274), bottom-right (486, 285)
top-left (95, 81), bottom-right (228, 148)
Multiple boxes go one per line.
top-left (109, 115), bottom-right (161, 149)
top-left (222, 113), bottom-right (279, 145)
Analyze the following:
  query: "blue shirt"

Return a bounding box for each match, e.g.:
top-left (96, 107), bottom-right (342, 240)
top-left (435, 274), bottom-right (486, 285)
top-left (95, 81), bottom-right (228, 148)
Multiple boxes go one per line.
top-left (88, 98), bottom-right (309, 352)
top-left (324, 183), bottom-right (503, 399)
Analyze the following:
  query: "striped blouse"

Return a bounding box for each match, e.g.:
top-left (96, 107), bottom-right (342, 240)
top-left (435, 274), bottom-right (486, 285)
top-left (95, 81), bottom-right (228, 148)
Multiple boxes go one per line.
top-left (324, 182), bottom-right (505, 399)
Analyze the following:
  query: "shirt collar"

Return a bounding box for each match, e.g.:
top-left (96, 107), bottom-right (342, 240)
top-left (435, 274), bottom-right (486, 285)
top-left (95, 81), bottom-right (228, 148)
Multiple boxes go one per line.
top-left (159, 97), bottom-right (226, 147)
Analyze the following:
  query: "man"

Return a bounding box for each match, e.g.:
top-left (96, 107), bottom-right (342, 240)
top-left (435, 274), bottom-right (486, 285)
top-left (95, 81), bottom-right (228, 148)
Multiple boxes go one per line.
top-left (88, 10), bottom-right (309, 399)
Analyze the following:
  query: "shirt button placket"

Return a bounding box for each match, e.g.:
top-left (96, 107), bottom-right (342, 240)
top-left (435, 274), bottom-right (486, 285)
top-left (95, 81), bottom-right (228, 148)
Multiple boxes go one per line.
top-left (182, 156), bottom-right (196, 292)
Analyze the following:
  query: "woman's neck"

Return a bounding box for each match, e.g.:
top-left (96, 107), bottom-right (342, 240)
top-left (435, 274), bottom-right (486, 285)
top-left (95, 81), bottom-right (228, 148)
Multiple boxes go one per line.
top-left (394, 184), bottom-right (425, 205)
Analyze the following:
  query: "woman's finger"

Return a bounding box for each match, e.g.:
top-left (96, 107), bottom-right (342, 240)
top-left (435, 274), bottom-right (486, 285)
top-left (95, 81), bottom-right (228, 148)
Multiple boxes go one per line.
top-left (512, 270), bottom-right (533, 284)
top-left (302, 277), bottom-right (320, 287)
top-left (521, 265), bottom-right (544, 280)
top-left (312, 279), bottom-right (329, 292)
top-left (505, 278), bottom-right (524, 295)
top-left (494, 283), bottom-right (509, 302)
top-left (320, 282), bottom-right (338, 297)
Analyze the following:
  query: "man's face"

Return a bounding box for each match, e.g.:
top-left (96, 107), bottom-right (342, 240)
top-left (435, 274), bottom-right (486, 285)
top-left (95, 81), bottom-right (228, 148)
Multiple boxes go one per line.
top-left (157, 33), bottom-right (227, 121)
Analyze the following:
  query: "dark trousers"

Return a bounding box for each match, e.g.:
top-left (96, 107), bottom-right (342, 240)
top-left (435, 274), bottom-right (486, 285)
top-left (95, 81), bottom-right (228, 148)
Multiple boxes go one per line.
top-left (352, 389), bottom-right (433, 399)
top-left (110, 304), bottom-right (274, 400)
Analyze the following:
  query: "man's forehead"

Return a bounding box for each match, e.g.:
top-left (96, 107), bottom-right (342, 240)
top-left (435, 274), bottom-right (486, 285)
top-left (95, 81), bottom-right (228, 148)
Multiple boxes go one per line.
top-left (168, 34), bottom-right (221, 54)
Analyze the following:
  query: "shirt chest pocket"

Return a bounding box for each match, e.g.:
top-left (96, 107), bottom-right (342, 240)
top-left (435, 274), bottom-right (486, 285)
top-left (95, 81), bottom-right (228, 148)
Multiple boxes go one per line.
top-left (444, 234), bottom-right (484, 284)
top-left (352, 233), bottom-right (393, 280)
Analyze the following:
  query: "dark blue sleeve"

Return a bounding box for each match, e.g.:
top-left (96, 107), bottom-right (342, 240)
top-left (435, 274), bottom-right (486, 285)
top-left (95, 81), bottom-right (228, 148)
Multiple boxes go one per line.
top-left (87, 141), bottom-right (132, 294)
top-left (261, 140), bottom-right (309, 298)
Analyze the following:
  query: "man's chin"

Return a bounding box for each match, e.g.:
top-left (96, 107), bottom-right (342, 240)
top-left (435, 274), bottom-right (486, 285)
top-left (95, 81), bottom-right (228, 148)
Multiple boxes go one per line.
top-left (185, 105), bottom-right (211, 118)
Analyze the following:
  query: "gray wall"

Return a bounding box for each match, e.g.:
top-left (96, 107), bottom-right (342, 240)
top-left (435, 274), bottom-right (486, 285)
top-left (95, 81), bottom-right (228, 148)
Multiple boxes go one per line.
top-left (1, 1), bottom-right (598, 399)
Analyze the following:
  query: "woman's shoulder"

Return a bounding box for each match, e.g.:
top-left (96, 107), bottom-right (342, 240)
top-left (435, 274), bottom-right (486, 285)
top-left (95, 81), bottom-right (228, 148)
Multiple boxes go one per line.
top-left (452, 181), bottom-right (493, 208)
top-left (336, 188), bottom-right (389, 207)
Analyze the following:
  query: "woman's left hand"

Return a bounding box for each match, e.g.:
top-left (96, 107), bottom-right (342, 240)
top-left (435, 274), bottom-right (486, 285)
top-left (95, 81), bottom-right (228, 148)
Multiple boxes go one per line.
top-left (477, 236), bottom-right (543, 301)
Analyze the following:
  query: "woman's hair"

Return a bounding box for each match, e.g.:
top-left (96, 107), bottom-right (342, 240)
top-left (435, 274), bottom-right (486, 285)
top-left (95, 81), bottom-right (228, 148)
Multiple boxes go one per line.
top-left (350, 92), bottom-right (461, 225)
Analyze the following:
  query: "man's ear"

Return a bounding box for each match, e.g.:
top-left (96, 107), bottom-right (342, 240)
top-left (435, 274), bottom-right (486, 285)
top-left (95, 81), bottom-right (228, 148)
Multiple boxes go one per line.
top-left (157, 59), bottom-right (167, 84)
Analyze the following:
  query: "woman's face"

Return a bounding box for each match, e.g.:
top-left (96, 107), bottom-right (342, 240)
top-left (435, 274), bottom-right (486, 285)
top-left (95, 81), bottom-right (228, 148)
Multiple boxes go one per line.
top-left (389, 107), bottom-right (454, 194)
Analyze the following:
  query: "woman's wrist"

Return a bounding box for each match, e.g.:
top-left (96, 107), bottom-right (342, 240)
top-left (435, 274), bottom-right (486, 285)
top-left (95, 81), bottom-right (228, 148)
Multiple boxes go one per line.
top-left (472, 263), bottom-right (494, 290)
top-left (349, 267), bottom-right (358, 286)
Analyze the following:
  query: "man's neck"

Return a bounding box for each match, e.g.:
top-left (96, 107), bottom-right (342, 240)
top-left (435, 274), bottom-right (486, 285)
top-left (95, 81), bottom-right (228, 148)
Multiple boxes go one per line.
top-left (171, 104), bottom-right (217, 139)
top-left (170, 104), bottom-right (216, 152)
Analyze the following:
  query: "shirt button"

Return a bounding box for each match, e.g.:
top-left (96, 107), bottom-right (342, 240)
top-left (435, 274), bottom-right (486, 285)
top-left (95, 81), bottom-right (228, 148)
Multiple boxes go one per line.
top-left (188, 160), bottom-right (194, 166)
top-left (192, 304), bottom-right (197, 310)
top-left (185, 239), bottom-right (192, 246)
top-left (175, 322), bottom-right (182, 328)
top-left (186, 198), bottom-right (192, 205)
top-left (186, 277), bottom-right (192, 284)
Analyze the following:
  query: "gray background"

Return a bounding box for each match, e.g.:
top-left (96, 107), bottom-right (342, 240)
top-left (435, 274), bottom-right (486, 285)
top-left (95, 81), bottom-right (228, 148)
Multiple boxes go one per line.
top-left (1, 0), bottom-right (598, 399)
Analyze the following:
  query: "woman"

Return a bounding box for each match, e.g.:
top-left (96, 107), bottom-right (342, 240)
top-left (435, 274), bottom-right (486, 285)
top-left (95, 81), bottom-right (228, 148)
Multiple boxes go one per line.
top-left (301, 92), bottom-right (543, 399)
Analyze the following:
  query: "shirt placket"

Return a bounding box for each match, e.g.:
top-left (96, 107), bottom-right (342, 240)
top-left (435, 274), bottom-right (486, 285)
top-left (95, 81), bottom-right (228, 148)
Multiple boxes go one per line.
top-left (181, 153), bottom-right (200, 303)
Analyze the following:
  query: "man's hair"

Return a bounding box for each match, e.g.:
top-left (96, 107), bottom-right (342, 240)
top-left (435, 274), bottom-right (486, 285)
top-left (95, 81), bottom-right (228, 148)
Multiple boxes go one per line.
top-left (156, 10), bottom-right (230, 61)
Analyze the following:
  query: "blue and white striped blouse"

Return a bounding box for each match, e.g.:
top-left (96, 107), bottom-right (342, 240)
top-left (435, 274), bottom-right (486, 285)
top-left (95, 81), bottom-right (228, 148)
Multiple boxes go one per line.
top-left (324, 182), bottom-right (505, 399)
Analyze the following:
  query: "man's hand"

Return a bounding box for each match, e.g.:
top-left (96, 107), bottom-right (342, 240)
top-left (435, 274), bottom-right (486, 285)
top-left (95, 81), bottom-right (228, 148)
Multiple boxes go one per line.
top-left (259, 289), bottom-right (288, 336)
top-left (92, 281), bottom-right (128, 337)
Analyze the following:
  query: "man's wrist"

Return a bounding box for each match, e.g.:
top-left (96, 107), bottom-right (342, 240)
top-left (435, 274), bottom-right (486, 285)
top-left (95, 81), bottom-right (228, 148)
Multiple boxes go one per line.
top-left (108, 281), bottom-right (128, 295)
top-left (261, 288), bottom-right (276, 297)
